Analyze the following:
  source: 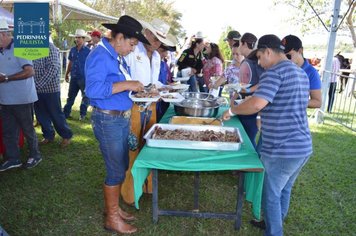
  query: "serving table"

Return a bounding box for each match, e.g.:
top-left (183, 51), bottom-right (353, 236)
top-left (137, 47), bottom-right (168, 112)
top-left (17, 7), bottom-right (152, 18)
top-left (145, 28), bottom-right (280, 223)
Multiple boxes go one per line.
top-left (131, 106), bottom-right (264, 230)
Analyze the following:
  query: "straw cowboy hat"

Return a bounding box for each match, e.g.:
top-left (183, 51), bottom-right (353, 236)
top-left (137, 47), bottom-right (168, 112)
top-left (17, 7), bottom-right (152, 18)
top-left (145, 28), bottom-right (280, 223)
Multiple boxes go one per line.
top-left (194, 31), bottom-right (206, 39)
top-left (69, 29), bottom-right (91, 41)
top-left (102, 15), bottom-right (149, 45)
top-left (0, 18), bottom-right (13, 32)
top-left (139, 18), bottom-right (174, 47)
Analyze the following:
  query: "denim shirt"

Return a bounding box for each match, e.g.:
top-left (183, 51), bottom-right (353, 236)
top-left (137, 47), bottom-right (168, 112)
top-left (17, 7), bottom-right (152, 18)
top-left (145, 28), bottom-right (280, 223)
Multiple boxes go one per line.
top-left (85, 38), bottom-right (133, 111)
top-left (68, 45), bottom-right (90, 79)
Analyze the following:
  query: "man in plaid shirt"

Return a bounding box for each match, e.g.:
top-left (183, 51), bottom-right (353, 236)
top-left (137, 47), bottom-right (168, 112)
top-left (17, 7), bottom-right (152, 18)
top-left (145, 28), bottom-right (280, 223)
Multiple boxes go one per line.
top-left (33, 42), bottom-right (73, 148)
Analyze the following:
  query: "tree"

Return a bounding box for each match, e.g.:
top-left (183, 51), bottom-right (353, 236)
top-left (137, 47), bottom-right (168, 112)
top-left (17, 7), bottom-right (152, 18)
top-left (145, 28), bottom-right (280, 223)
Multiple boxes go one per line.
top-left (274, 0), bottom-right (356, 47)
top-left (86, 0), bottom-right (184, 39)
top-left (218, 26), bottom-right (234, 64)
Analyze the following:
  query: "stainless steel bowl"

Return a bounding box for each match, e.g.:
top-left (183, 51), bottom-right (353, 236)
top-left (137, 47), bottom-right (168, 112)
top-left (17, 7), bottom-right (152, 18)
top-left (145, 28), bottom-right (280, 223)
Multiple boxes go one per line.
top-left (173, 92), bottom-right (221, 117)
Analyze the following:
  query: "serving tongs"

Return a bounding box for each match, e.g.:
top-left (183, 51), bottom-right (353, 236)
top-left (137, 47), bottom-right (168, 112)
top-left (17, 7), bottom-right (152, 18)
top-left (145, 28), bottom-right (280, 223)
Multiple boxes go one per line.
top-left (202, 117), bottom-right (223, 125)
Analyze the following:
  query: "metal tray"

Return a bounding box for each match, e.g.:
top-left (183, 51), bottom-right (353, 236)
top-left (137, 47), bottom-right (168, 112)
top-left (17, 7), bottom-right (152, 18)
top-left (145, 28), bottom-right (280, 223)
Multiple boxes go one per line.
top-left (169, 116), bottom-right (223, 126)
top-left (144, 124), bottom-right (243, 151)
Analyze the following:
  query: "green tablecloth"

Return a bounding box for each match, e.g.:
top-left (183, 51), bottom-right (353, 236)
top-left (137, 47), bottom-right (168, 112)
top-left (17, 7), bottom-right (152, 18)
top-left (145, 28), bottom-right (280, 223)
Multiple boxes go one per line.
top-left (131, 106), bottom-right (265, 219)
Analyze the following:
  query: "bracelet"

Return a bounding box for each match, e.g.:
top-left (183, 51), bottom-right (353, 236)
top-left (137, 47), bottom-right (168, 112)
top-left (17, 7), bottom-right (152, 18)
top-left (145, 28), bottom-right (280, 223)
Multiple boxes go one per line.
top-left (228, 108), bottom-right (236, 116)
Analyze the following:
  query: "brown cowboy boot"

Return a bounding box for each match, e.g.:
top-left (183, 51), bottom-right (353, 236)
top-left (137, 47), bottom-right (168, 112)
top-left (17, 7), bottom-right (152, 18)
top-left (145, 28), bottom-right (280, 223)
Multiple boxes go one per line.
top-left (103, 184), bottom-right (137, 234)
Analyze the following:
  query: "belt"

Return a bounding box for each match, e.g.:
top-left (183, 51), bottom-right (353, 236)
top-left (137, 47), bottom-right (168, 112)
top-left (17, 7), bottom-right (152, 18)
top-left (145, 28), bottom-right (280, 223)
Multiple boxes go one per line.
top-left (93, 107), bottom-right (131, 119)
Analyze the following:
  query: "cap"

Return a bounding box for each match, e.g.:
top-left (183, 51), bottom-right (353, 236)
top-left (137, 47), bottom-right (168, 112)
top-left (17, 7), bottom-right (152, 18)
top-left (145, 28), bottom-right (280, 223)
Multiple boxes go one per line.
top-left (240, 32), bottom-right (257, 45)
top-left (224, 30), bottom-right (241, 41)
top-left (91, 30), bottom-right (102, 38)
top-left (249, 34), bottom-right (285, 59)
top-left (281, 35), bottom-right (302, 53)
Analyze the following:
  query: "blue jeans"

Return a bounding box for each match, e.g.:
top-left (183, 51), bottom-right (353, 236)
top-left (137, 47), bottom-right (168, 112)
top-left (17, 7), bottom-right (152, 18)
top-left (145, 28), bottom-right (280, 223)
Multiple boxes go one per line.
top-left (34, 92), bottom-right (73, 140)
top-left (0, 104), bottom-right (41, 161)
top-left (63, 78), bottom-right (89, 117)
top-left (196, 76), bottom-right (207, 92)
top-left (261, 155), bottom-right (310, 236)
top-left (91, 110), bottom-right (130, 186)
top-left (238, 114), bottom-right (258, 149)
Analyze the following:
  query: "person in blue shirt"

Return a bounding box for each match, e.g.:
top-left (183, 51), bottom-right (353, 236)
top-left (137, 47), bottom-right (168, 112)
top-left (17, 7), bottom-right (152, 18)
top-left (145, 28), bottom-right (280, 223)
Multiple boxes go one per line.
top-left (63, 29), bottom-right (91, 120)
top-left (85, 15), bottom-right (148, 234)
top-left (223, 35), bottom-right (312, 236)
top-left (156, 43), bottom-right (176, 121)
top-left (282, 35), bottom-right (322, 108)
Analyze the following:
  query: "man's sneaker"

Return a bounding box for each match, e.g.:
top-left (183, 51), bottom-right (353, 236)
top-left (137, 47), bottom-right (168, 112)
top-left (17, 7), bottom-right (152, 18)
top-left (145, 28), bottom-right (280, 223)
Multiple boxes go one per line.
top-left (250, 219), bottom-right (266, 230)
top-left (24, 157), bottom-right (42, 169)
top-left (0, 159), bottom-right (22, 172)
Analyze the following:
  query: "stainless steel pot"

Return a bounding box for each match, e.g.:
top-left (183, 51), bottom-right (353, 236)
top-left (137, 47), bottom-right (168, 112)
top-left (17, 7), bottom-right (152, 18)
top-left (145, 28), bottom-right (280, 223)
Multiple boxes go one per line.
top-left (173, 92), bottom-right (221, 117)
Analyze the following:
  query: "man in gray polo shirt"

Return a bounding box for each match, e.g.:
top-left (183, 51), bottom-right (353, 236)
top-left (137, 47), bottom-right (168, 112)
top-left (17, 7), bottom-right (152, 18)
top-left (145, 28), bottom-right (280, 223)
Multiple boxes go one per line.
top-left (223, 35), bottom-right (312, 236)
top-left (0, 19), bottom-right (42, 171)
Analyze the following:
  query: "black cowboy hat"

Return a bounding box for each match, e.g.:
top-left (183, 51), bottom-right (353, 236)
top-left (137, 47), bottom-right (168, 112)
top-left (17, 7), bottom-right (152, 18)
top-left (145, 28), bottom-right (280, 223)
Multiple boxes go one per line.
top-left (102, 15), bottom-right (149, 45)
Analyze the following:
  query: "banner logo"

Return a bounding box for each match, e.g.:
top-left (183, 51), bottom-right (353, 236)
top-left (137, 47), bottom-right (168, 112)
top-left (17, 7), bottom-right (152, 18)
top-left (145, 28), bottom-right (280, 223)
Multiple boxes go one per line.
top-left (14, 3), bottom-right (49, 60)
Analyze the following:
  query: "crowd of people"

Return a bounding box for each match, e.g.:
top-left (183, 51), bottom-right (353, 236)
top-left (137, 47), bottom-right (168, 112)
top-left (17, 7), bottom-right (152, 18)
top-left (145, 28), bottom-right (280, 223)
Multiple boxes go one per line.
top-left (0, 13), bottom-right (350, 235)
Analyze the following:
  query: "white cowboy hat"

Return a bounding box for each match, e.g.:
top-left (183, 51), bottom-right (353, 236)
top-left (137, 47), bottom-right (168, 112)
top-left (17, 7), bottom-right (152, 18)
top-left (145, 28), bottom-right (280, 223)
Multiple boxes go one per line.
top-left (194, 31), bottom-right (206, 39)
top-left (140, 18), bottom-right (174, 47)
top-left (0, 18), bottom-right (13, 32)
top-left (69, 29), bottom-right (91, 41)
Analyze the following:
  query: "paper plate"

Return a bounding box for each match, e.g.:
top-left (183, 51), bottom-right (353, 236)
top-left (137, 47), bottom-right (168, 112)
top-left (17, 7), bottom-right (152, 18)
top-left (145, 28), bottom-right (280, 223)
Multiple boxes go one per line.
top-left (173, 76), bottom-right (190, 82)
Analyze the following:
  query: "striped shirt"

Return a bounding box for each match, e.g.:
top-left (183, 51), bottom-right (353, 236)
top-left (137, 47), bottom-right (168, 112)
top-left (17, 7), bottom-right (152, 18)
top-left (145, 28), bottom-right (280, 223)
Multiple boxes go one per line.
top-left (253, 60), bottom-right (312, 159)
top-left (33, 43), bottom-right (61, 93)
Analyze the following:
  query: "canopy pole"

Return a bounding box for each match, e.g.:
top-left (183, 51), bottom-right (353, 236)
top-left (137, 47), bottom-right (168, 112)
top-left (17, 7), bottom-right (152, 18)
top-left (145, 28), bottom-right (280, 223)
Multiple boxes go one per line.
top-left (316, 0), bottom-right (342, 123)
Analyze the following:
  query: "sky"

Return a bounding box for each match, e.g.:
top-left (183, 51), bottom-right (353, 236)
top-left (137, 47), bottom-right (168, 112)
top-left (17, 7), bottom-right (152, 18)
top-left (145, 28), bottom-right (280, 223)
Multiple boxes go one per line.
top-left (171, 0), bottom-right (353, 50)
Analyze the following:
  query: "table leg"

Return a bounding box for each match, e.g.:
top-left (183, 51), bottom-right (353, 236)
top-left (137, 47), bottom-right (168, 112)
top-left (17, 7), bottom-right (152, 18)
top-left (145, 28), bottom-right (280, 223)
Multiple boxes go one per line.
top-left (235, 171), bottom-right (245, 230)
top-left (152, 169), bottom-right (158, 223)
top-left (193, 172), bottom-right (200, 211)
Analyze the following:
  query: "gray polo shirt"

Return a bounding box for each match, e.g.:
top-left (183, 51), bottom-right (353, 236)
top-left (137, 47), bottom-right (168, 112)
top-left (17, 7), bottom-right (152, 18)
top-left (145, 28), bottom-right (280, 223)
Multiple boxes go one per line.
top-left (0, 40), bottom-right (38, 105)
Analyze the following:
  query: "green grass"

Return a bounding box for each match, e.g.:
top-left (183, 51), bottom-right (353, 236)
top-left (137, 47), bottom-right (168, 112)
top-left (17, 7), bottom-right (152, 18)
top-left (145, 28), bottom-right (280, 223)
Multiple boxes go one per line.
top-left (0, 110), bottom-right (355, 236)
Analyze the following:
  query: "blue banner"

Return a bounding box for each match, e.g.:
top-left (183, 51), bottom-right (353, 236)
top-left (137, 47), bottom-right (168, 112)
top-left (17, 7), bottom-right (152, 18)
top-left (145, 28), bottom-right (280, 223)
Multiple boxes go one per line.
top-left (14, 3), bottom-right (49, 60)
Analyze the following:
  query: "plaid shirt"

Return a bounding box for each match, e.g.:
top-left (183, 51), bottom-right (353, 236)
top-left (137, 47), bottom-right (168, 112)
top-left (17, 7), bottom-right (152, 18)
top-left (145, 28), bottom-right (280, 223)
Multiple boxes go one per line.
top-left (33, 43), bottom-right (61, 93)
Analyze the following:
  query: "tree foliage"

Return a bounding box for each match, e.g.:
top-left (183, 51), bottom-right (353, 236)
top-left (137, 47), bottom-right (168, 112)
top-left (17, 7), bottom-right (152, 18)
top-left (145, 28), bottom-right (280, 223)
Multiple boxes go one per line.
top-left (274, 0), bottom-right (356, 47)
top-left (86, 0), bottom-right (184, 38)
top-left (218, 26), bottom-right (234, 64)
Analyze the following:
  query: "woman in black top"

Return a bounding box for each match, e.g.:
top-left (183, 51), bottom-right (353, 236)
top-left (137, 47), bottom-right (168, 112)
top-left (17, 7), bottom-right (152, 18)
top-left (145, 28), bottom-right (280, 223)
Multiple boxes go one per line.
top-left (177, 37), bottom-right (205, 92)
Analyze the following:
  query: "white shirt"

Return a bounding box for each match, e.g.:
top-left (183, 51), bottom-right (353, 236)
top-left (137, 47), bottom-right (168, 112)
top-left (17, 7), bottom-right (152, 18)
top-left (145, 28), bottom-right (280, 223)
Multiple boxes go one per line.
top-left (125, 42), bottom-right (162, 86)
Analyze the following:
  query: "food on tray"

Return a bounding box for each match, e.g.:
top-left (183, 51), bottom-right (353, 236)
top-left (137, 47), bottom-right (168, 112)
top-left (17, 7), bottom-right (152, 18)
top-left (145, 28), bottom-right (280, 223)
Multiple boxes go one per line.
top-left (133, 84), bottom-right (160, 98)
top-left (151, 127), bottom-right (239, 142)
top-left (161, 94), bottom-right (176, 99)
top-left (133, 91), bottom-right (159, 98)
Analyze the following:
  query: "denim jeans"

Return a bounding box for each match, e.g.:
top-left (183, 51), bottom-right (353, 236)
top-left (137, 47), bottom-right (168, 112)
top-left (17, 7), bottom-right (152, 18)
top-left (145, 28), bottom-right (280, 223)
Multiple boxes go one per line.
top-left (238, 114), bottom-right (258, 149)
top-left (63, 78), bottom-right (89, 117)
top-left (0, 104), bottom-right (41, 161)
top-left (196, 76), bottom-right (207, 92)
top-left (34, 92), bottom-right (73, 140)
top-left (91, 110), bottom-right (130, 186)
top-left (261, 155), bottom-right (310, 236)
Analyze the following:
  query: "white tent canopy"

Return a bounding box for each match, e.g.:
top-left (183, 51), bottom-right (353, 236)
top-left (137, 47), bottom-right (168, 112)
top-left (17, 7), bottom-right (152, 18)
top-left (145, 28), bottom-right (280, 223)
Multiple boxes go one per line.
top-left (1, 0), bottom-right (118, 22)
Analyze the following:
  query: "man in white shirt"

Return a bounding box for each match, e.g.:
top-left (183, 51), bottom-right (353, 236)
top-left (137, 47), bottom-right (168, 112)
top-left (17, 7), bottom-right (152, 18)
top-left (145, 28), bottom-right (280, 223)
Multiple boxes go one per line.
top-left (121, 18), bottom-right (174, 205)
top-left (125, 18), bottom-right (174, 86)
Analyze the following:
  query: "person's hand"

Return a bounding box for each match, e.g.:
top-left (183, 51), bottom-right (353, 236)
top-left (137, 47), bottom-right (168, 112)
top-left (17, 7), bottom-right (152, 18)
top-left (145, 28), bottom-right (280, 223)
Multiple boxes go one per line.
top-left (128, 81), bottom-right (144, 92)
top-left (208, 83), bottom-right (214, 89)
top-left (0, 74), bottom-right (6, 83)
top-left (222, 109), bottom-right (232, 121)
top-left (65, 74), bottom-right (70, 83)
top-left (191, 68), bottom-right (197, 75)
